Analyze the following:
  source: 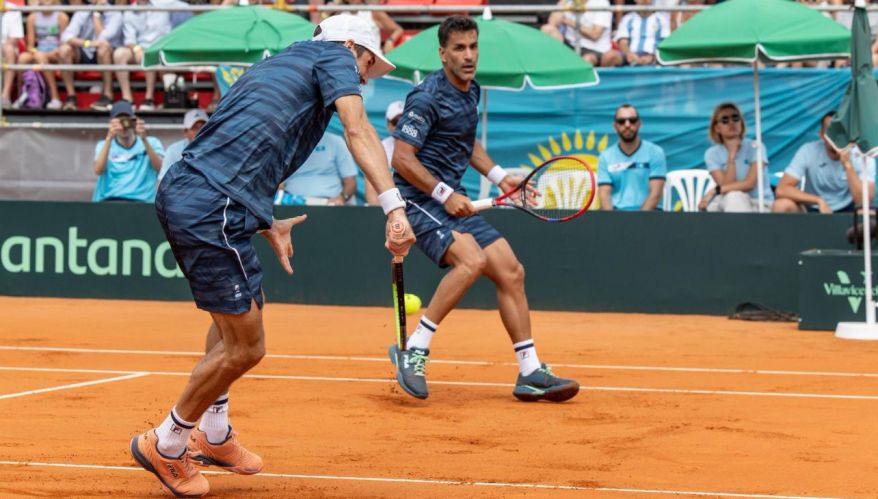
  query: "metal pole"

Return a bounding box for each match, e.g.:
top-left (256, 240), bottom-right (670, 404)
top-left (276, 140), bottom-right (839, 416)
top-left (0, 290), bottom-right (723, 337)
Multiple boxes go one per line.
top-left (752, 61), bottom-right (765, 213)
top-left (861, 151), bottom-right (875, 324)
top-left (481, 89), bottom-right (488, 149)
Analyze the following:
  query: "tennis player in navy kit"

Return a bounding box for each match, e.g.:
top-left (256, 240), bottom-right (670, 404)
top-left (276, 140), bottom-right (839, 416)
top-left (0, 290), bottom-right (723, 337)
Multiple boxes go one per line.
top-left (129, 15), bottom-right (415, 498)
top-left (388, 16), bottom-right (579, 403)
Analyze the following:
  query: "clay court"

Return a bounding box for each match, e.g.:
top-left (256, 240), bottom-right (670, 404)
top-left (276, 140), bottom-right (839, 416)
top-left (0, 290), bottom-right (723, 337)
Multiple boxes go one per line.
top-left (1, 296), bottom-right (877, 498)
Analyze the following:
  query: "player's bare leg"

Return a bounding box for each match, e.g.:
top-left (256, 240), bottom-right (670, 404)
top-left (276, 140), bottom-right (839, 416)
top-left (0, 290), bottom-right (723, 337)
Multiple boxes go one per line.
top-left (481, 238), bottom-right (531, 344)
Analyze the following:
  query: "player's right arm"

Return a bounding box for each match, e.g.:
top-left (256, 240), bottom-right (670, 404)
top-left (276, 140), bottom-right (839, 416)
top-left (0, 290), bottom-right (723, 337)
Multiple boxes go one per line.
top-left (335, 94), bottom-right (415, 257)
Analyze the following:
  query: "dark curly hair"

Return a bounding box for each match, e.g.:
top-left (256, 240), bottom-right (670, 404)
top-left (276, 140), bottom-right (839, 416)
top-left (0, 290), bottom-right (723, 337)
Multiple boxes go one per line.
top-left (438, 16), bottom-right (478, 48)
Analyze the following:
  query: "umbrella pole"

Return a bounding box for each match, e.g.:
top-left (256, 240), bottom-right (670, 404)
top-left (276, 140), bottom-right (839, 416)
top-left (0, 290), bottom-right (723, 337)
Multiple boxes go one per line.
top-left (753, 62), bottom-right (765, 213)
top-left (481, 88), bottom-right (488, 149)
top-left (862, 151), bottom-right (876, 324)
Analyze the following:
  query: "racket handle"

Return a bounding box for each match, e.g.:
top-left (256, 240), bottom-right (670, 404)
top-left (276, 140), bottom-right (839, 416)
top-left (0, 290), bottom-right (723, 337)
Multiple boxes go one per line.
top-left (393, 255), bottom-right (404, 263)
top-left (471, 198), bottom-right (494, 211)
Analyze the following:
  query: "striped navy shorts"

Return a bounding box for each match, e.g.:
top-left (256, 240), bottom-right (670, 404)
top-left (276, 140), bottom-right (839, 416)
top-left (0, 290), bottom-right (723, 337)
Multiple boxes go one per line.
top-left (406, 197), bottom-right (503, 268)
top-left (155, 162), bottom-right (264, 314)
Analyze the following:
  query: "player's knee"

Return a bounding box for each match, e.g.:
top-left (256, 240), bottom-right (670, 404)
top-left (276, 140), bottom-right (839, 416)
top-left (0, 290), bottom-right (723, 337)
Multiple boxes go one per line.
top-left (772, 198), bottom-right (797, 213)
top-left (508, 262), bottom-right (525, 286)
top-left (223, 344), bottom-right (264, 375)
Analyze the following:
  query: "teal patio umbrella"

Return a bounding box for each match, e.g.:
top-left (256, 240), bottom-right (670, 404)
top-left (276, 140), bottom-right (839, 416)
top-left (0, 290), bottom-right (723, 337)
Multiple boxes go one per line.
top-left (143, 6), bottom-right (315, 67)
top-left (657, 0), bottom-right (851, 211)
top-left (826, 0), bottom-right (878, 337)
top-left (386, 9), bottom-right (598, 148)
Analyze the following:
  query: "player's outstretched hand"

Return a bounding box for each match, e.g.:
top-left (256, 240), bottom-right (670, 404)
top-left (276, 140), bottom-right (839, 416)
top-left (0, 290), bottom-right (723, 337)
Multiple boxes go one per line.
top-left (385, 210), bottom-right (415, 258)
top-left (260, 215), bottom-right (308, 275)
top-left (444, 193), bottom-right (475, 217)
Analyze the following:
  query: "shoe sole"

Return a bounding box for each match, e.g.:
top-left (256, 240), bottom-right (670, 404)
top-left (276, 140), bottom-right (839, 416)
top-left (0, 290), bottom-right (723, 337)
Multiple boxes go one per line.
top-left (130, 436), bottom-right (207, 498)
top-left (513, 381), bottom-right (580, 403)
top-left (190, 453), bottom-right (261, 475)
top-left (388, 346), bottom-right (428, 399)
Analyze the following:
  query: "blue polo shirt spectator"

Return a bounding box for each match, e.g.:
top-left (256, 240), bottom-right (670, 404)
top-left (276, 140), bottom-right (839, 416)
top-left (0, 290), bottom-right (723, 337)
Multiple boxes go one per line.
top-left (158, 108), bottom-right (209, 184)
top-left (705, 138), bottom-right (774, 205)
top-left (280, 132), bottom-right (358, 205)
top-left (597, 141), bottom-right (667, 210)
top-left (787, 142), bottom-right (875, 211)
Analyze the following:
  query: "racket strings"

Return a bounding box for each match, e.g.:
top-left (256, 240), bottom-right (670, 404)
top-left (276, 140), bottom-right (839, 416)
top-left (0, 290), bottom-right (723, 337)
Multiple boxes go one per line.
top-left (528, 159), bottom-right (595, 220)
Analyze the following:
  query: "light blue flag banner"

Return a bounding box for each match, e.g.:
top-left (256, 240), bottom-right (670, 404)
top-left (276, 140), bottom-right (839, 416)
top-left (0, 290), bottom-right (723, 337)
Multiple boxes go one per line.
top-left (323, 67), bottom-right (856, 204)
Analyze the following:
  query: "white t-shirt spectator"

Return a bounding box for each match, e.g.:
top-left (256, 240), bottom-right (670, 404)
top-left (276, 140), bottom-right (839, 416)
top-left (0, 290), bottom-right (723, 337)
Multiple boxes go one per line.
top-left (122, 4), bottom-right (172, 49)
top-left (381, 135), bottom-right (395, 166)
top-left (1, 12), bottom-right (24, 43)
top-left (653, 0), bottom-right (680, 31)
top-left (562, 0), bottom-right (613, 54)
top-left (614, 12), bottom-right (671, 56)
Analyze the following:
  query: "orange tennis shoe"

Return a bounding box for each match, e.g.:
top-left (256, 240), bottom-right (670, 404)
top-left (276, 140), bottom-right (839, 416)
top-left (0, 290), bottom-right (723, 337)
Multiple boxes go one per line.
top-left (189, 428), bottom-right (263, 475)
top-left (130, 429), bottom-right (210, 498)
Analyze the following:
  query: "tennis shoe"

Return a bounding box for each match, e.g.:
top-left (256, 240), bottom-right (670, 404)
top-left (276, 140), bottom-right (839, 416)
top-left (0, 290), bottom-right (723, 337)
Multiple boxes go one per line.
top-left (388, 344), bottom-right (429, 399)
top-left (189, 427), bottom-right (263, 475)
top-left (513, 363), bottom-right (580, 402)
top-left (129, 429), bottom-right (209, 498)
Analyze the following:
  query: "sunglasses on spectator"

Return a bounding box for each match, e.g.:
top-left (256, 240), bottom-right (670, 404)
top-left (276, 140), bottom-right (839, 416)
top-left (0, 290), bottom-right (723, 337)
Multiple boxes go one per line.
top-left (717, 114), bottom-right (741, 125)
top-left (615, 116), bottom-right (640, 125)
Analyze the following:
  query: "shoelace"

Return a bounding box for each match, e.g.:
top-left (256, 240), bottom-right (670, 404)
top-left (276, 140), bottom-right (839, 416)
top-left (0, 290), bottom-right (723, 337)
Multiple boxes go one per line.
top-left (179, 452), bottom-right (198, 477)
top-left (538, 365), bottom-right (554, 377)
top-left (409, 350), bottom-right (428, 376)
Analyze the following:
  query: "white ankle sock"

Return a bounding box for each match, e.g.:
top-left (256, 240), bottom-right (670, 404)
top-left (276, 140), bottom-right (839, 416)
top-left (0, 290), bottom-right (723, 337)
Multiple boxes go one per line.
top-left (513, 339), bottom-right (541, 375)
top-left (155, 407), bottom-right (196, 458)
top-left (407, 316), bottom-right (438, 350)
top-left (199, 393), bottom-right (231, 444)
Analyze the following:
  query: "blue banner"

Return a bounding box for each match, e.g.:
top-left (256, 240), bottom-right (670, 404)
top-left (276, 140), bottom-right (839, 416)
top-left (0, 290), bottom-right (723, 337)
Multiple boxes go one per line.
top-left (328, 67), bottom-right (855, 201)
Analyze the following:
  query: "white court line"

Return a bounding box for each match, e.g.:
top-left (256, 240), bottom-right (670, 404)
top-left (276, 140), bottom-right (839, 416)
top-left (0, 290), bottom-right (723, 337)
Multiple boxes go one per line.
top-left (0, 460), bottom-right (848, 499)
top-left (1, 344), bottom-right (877, 379)
top-left (1, 366), bottom-right (877, 401)
top-left (0, 372), bottom-right (149, 400)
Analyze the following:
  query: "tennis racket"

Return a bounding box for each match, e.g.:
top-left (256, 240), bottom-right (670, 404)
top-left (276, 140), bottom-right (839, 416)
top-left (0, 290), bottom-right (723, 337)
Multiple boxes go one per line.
top-left (471, 156), bottom-right (596, 222)
top-left (390, 223), bottom-right (407, 351)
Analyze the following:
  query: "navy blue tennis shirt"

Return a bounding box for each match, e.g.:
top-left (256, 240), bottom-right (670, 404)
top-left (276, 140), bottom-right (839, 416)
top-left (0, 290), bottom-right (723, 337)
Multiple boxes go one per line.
top-left (392, 71), bottom-right (480, 202)
top-left (181, 41), bottom-right (362, 226)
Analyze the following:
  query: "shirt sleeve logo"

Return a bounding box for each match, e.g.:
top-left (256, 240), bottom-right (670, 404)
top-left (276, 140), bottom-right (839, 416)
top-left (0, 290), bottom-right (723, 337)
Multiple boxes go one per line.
top-left (407, 111), bottom-right (426, 124)
top-left (401, 124), bottom-right (419, 138)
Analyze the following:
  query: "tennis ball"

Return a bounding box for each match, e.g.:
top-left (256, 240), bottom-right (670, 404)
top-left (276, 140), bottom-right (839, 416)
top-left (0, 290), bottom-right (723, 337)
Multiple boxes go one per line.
top-left (404, 293), bottom-right (421, 315)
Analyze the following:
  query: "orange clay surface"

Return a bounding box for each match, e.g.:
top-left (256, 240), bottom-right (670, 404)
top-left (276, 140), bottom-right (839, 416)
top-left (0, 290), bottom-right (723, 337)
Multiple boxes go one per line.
top-left (1, 296), bottom-right (878, 498)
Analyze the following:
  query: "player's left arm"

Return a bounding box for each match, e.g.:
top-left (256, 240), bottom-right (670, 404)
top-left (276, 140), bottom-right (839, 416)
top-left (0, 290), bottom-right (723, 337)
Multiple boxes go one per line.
top-left (470, 141), bottom-right (520, 194)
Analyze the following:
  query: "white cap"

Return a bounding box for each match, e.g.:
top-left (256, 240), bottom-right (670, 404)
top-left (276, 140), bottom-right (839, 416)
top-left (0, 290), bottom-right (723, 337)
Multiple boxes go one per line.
top-left (312, 14), bottom-right (395, 80)
top-left (385, 100), bottom-right (405, 121)
top-left (183, 109), bottom-right (208, 130)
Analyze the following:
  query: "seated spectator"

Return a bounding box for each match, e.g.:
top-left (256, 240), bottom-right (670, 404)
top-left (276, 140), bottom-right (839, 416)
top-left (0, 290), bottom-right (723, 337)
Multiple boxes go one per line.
top-left (1, 9), bottom-right (24, 107)
top-left (597, 104), bottom-right (667, 211)
top-left (278, 132), bottom-right (357, 206)
top-left (601, 0), bottom-right (670, 67)
top-left (58, 0), bottom-right (123, 111)
top-left (114, 0), bottom-right (172, 111)
top-left (698, 102), bottom-right (774, 212)
top-left (773, 112), bottom-right (876, 214)
top-left (365, 100), bottom-right (404, 205)
top-left (93, 100), bottom-right (164, 202)
top-left (333, 2), bottom-right (403, 54)
top-left (16, 0), bottom-right (68, 110)
top-left (158, 108), bottom-right (208, 184)
top-left (540, 0), bottom-right (612, 66)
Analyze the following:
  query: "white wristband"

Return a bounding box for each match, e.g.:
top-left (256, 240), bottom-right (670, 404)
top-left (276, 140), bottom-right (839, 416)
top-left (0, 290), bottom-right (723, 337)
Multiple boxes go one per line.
top-left (432, 182), bottom-right (454, 204)
top-left (377, 188), bottom-right (405, 215)
top-left (487, 165), bottom-right (508, 186)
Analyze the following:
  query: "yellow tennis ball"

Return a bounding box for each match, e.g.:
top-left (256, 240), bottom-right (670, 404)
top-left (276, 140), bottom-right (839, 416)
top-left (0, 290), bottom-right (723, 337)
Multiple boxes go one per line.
top-left (404, 293), bottom-right (421, 315)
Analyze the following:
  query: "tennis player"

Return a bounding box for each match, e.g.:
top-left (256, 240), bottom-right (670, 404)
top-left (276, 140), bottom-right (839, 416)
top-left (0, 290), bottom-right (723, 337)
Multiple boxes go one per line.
top-left (129, 15), bottom-right (415, 498)
top-left (388, 16), bottom-right (579, 402)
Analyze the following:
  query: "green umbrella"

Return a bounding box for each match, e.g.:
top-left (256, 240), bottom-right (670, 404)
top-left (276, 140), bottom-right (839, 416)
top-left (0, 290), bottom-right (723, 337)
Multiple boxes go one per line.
top-left (657, 0), bottom-right (851, 212)
top-left (826, 0), bottom-right (878, 332)
top-left (386, 10), bottom-right (598, 147)
top-left (143, 6), bottom-right (315, 67)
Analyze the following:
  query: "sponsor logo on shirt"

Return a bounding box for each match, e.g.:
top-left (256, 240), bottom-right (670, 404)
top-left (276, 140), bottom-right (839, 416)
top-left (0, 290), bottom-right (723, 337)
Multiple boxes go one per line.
top-left (401, 124), bottom-right (419, 139)
top-left (407, 111), bottom-right (425, 123)
top-left (608, 161), bottom-right (649, 173)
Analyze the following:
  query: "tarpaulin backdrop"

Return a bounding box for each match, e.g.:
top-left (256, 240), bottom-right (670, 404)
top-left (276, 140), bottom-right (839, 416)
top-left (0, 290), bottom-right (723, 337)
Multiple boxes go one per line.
top-left (327, 67), bottom-right (853, 200)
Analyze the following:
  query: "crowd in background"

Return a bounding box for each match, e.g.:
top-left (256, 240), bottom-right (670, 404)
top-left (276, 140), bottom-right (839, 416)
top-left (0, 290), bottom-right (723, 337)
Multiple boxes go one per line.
top-left (1, 0), bottom-right (877, 111)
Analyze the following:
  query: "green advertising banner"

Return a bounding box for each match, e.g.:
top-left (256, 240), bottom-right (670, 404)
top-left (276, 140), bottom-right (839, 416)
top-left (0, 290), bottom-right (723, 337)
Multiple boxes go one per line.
top-left (0, 201), bottom-right (854, 315)
top-left (798, 249), bottom-right (878, 330)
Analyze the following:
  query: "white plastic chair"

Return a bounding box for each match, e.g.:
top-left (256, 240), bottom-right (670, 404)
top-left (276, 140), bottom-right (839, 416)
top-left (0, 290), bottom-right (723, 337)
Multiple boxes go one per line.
top-left (663, 169), bottom-right (716, 212)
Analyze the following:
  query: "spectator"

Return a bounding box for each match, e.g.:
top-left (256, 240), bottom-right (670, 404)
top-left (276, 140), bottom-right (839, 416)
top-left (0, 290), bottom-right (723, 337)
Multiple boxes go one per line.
top-left (333, 2), bottom-right (403, 54)
top-left (1, 9), bottom-right (24, 108)
top-left (597, 104), bottom-right (667, 211)
top-left (540, 0), bottom-right (612, 66)
top-left (114, 0), bottom-right (172, 111)
top-left (93, 100), bottom-right (164, 202)
top-left (365, 100), bottom-right (404, 205)
top-left (601, 0), bottom-right (670, 67)
top-left (698, 102), bottom-right (773, 212)
top-left (772, 112), bottom-right (876, 214)
top-left (17, 0), bottom-right (68, 110)
top-left (278, 132), bottom-right (357, 206)
top-left (58, 0), bottom-right (123, 111)
top-left (158, 108), bottom-right (208, 184)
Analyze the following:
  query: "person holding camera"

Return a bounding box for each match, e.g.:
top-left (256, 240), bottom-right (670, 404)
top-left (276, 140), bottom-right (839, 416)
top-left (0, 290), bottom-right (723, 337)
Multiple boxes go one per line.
top-left (93, 100), bottom-right (165, 202)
